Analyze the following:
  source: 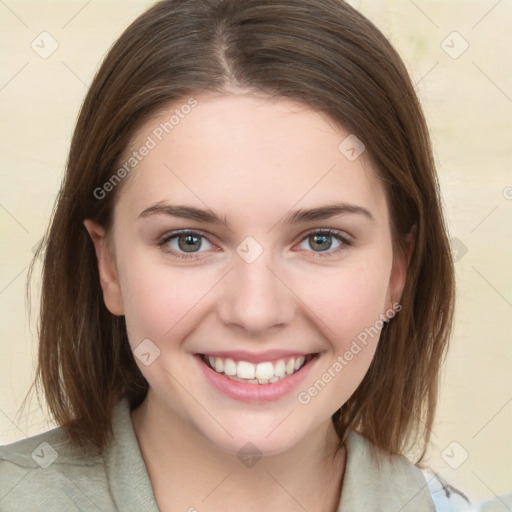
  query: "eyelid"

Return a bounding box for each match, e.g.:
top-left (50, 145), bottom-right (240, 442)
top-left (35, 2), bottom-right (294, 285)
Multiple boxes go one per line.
top-left (157, 228), bottom-right (352, 260)
top-left (157, 229), bottom-right (217, 253)
top-left (299, 227), bottom-right (353, 244)
top-left (296, 228), bottom-right (352, 258)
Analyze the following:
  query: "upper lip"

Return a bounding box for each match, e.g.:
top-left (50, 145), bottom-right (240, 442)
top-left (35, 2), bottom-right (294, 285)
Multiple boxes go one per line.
top-left (197, 350), bottom-right (320, 364)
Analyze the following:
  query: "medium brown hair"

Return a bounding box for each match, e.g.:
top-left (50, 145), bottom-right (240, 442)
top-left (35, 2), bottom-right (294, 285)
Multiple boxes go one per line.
top-left (23, 0), bottom-right (455, 460)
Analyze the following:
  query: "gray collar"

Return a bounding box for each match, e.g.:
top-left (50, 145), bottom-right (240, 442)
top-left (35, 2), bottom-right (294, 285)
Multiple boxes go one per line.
top-left (338, 430), bottom-right (435, 511)
top-left (104, 396), bottom-right (160, 510)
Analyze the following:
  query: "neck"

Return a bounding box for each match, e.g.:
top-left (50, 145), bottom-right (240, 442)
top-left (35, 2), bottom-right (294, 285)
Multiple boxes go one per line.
top-left (130, 390), bottom-right (346, 512)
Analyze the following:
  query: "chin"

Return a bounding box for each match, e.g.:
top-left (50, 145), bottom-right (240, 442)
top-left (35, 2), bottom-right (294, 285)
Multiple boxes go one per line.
top-left (193, 413), bottom-right (308, 459)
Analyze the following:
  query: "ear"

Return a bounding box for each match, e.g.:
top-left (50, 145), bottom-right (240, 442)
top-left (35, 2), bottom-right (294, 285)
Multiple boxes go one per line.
top-left (385, 228), bottom-right (415, 313)
top-left (83, 219), bottom-right (124, 316)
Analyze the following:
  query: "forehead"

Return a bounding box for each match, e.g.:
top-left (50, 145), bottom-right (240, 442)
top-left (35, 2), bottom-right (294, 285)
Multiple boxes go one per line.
top-left (115, 93), bottom-right (388, 226)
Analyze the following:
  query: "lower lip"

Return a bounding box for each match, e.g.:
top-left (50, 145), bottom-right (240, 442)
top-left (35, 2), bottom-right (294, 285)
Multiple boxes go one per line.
top-left (194, 354), bottom-right (319, 403)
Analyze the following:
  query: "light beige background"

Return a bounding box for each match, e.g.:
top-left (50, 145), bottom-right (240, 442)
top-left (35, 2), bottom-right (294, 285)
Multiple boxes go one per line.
top-left (1, 0), bottom-right (511, 507)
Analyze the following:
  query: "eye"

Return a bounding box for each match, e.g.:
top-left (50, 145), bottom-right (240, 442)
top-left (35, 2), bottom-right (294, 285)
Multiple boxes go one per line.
top-left (157, 230), bottom-right (215, 260)
top-left (297, 229), bottom-right (352, 258)
top-left (157, 228), bottom-right (352, 261)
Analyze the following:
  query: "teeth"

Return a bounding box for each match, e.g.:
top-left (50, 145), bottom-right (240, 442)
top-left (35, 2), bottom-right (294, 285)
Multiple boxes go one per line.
top-left (223, 358), bottom-right (237, 376)
top-left (294, 356), bottom-right (305, 370)
top-left (255, 362), bottom-right (274, 380)
top-left (274, 360), bottom-right (286, 377)
top-left (203, 354), bottom-right (312, 384)
top-left (237, 361), bottom-right (256, 379)
top-left (214, 357), bottom-right (224, 373)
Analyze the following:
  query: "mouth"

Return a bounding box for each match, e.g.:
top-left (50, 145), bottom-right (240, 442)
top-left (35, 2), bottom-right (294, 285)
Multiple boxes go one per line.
top-left (198, 352), bottom-right (319, 385)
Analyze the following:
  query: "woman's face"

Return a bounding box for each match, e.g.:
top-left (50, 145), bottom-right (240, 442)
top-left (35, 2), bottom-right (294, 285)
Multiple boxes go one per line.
top-left (86, 92), bottom-right (408, 456)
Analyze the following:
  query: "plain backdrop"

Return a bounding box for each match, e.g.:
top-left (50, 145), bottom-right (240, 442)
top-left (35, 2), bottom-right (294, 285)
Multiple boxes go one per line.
top-left (1, 0), bottom-right (511, 506)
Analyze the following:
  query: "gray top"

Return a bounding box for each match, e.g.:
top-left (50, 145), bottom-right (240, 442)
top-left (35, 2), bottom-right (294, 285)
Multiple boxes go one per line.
top-left (0, 396), bottom-right (472, 511)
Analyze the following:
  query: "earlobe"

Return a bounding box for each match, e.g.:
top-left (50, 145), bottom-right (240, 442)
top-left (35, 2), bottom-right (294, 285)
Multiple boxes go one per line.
top-left (83, 219), bottom-right (124, 316)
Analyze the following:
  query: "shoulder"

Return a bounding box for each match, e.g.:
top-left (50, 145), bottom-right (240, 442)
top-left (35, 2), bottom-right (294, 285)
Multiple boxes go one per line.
top-left (420, 468), bottom-right (477, 512)
top-left (0, 397), bottom-right (155, 512)
top-left (342, 431), bottom-right (434, 510)
top-left (342, 431), bottom-right (476, 512)
top-left (0, 425), bottom-right (107, 511)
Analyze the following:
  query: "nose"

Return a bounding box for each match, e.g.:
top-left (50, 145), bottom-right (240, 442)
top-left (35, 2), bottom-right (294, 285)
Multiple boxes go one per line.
top-left (216, 248), bottom-right (296, 336)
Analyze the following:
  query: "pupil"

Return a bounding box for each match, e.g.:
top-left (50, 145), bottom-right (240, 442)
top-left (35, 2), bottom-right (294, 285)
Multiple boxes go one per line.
top-left (311, 234), bottom-right (331, 251)
top-left (179, 234), bottom-right (201, 252)
top-left (176, 234), bottom-right (332, 253)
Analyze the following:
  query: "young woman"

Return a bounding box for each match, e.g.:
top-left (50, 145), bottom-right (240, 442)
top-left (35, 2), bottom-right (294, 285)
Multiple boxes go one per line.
top-left (0, 1), bottom-right (475, 510)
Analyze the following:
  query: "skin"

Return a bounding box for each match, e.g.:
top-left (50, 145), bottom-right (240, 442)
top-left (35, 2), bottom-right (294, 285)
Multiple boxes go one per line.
top-left (84, 91), bottom-right (411, 512)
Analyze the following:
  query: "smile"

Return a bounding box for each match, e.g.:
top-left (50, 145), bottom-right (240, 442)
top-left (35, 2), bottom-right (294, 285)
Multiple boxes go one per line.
top-left (195, 351), bottom-right (320, 402)
top-left (200, 353), bottom-right (316, 384)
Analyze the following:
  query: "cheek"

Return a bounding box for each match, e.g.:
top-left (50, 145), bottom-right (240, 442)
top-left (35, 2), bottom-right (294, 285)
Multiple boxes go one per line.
top-left (293, 256), bottom-right (391, 344)
top-left (293, 262), bottom-right (390, 412)
top-left (116, 250), bottom-right (219, 344)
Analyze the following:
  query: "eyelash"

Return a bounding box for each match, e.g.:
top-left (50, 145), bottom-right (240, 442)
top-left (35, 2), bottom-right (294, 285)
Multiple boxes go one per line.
top-left (157, 229), bottom-right (352, 261)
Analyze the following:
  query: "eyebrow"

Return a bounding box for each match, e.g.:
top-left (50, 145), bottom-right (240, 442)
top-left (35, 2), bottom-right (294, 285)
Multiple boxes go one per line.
top-left (138, 201), bottom-right (374, 227)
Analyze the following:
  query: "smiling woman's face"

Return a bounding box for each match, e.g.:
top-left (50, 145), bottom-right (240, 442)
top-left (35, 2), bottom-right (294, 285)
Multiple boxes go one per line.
top-left (85, 92), bottom-right (407, 456)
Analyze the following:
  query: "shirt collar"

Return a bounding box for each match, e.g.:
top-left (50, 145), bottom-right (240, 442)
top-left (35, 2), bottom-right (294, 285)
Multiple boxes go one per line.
top-left (338, 430), bottom-right (435, 511)
top-left (104, 396), bottom-right (160, 511)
